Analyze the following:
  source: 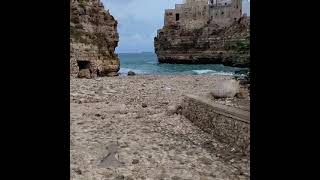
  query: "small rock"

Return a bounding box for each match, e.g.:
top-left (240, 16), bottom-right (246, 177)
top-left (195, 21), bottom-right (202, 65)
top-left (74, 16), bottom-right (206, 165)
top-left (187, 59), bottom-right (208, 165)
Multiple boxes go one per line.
top-left (78, 69), bottom-right (91, 79)
top-left (132, 159), bottom-right (139, 164)
top-left (167, 105), bottom-right (182, 115)
top-left (235, 90), bottom-right (246, 99)
top-left (198, 157), bottom-right (212, 165)
top-left (127, 71), bottom-right (136, 76)
top-left (142, 103), bottom-right (148, 108)
top-left (95, 113), bottom-right (101, 117)
top-left (171, 176), bottom-right (182, 180)
top-left (115, 175), bottom-right (125, 180)
top-left (73, 168), bottom-right (82, 175)
top-left (106, 72), bottom-right (119, 77)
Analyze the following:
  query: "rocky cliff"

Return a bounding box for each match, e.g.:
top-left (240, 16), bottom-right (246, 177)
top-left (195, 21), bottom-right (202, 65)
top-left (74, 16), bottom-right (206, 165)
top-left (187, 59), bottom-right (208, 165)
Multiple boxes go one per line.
top-left (154, 16), bottom-right (250, 68)
top-left (70, 0), bottom-right (120, 78)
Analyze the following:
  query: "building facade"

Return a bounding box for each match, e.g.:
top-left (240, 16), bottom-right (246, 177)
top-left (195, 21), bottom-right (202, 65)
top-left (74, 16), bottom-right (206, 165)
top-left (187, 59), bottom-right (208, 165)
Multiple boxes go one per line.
top-left (164, 0), bottom-right (242, 29)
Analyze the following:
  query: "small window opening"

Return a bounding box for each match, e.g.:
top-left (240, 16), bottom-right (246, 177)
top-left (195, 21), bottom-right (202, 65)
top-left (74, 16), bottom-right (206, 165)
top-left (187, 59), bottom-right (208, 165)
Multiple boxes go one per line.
top-left (176, 13), bottom-right (180, 21)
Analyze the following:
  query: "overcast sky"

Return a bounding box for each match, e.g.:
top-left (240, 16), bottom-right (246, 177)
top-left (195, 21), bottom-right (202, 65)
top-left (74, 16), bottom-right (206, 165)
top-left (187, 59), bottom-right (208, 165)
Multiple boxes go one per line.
top-left (103, 0), bottom-right (250, 53)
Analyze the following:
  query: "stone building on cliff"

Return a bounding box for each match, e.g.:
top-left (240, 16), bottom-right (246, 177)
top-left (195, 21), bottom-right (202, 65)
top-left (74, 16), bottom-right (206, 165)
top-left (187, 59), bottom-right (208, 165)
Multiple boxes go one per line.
top-left (164, 0), bottom-right (242, 30)
top-left (70, 0), bottom-right (120, 78)
top-left (154, 0), bottom-right (250, 68)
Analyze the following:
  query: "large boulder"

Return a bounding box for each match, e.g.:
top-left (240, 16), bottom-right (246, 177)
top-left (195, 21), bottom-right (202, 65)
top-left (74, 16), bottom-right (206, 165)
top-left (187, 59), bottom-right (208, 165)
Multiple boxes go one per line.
top-left (210, 79), bottom-right (240, 98)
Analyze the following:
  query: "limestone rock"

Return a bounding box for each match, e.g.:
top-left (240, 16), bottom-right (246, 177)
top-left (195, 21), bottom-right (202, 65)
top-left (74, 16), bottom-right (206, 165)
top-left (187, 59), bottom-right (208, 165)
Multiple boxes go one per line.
top-left (70, 0), bottom-right (120, 78)
top-left (167, 104), bottom-right (182, 115)
top-left (210, 80), bottom-right (240, 98)
top-left (106, 72), bottom-right (119, 77)
top-left (78, 69), bottom-right (91, 79)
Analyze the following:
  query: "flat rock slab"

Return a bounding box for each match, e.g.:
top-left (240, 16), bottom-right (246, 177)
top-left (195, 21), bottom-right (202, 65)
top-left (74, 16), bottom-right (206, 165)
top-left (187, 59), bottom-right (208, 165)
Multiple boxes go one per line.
top-left (181, 94), bottom-right (250, 155)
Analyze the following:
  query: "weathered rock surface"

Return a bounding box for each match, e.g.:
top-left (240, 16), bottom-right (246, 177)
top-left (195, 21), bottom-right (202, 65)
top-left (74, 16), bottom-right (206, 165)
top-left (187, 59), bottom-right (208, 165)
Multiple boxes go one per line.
top-left (210, 79), bottom-right (240, 98)
top-left (70, 0), bottom-right (120, 78)
top-left (155, 16), bottom-right (250, 68)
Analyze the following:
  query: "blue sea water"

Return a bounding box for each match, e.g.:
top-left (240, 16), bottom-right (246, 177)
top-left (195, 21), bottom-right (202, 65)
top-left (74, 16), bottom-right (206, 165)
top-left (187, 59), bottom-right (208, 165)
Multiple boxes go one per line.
top-left (118, 52), bottom-right (247, 76)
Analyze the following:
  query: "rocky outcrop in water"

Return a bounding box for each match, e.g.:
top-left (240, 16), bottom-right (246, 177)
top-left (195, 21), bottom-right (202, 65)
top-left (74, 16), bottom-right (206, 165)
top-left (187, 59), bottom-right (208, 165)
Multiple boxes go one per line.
top-left (154, 16), bottom-right (250, 68)
top-left (70, 0), bottom-right (120, 78)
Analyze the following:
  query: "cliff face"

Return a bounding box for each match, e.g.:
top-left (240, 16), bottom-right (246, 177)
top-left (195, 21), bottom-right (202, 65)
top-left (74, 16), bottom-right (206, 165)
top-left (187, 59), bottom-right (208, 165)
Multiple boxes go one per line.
top-left (70, 0), bottom-right (120, 78)
top-left (154, 17), bottom-right (250, 68)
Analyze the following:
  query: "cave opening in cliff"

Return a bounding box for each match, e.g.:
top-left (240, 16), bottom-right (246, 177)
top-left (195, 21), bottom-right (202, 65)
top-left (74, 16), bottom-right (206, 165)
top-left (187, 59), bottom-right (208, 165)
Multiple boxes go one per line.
top-left (77, 60), bottom-right (91, 70)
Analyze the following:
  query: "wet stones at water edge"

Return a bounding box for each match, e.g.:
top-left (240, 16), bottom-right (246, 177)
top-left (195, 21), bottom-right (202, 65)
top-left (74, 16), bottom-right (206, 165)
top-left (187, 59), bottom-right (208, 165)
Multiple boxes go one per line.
top-left (127, 71), bottom-right (136, 76)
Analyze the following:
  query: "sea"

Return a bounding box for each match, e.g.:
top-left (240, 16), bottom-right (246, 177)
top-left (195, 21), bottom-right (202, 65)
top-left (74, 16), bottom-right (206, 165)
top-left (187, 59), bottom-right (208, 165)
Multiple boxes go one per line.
top-left (118, 52), bottom-right (248, 76)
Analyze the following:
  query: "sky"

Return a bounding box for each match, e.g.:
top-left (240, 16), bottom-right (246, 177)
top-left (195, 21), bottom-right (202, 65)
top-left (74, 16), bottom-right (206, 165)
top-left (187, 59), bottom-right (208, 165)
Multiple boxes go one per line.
top-left (102, 0), bottom-right (250, 53)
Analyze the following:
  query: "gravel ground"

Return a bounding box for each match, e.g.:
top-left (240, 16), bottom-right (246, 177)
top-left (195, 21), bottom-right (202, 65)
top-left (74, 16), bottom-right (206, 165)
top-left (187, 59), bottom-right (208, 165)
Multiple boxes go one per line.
top-left (70, 75), bottom-right (250, 180)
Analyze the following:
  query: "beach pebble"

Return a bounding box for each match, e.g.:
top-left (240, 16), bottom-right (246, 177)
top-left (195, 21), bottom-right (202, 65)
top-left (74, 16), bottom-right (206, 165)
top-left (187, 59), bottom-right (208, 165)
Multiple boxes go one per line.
top-left (132, 159), bottom-right (139, 164)
top-left (167, 104), bottom-right (182, 115)
top-left (73, 168), bottom-right (82, 175)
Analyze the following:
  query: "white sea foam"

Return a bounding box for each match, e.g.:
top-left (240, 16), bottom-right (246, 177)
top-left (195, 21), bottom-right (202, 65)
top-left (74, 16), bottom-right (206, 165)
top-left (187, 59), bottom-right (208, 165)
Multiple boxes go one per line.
top-left (192, 69), bottom-right (234, 76)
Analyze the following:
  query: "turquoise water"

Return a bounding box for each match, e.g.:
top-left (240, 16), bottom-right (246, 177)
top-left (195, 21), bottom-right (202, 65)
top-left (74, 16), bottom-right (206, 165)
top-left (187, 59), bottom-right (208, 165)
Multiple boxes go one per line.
top-left (118, 52), bottom-right (247, 76)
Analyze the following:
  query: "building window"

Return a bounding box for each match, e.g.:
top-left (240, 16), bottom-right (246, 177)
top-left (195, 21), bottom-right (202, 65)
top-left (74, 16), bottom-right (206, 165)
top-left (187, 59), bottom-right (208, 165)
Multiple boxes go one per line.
top-left (221, 11), bottom-right (224, 15)
top-left (237, 5), bottom-right (238, 9)
top-left (176, 13), bottom-right (180, 21)
top-left (169, 12), bottom-right (173, 15)
top-left (225, 3), bottom-right (227, 5)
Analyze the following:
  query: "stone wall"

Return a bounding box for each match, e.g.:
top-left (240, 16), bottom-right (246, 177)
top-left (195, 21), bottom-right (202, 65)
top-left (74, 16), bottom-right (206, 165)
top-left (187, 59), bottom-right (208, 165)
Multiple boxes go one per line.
top-left (181, 94), bottom-right (250, 155)
top-left (70, 0), bottom-right (120, 78)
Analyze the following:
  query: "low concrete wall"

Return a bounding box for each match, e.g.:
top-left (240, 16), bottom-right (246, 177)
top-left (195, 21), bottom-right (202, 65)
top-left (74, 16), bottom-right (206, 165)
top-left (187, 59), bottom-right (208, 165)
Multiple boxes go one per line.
top-left (181, 94), bottom-right (250, 155)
